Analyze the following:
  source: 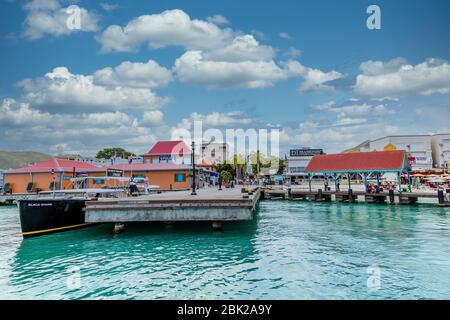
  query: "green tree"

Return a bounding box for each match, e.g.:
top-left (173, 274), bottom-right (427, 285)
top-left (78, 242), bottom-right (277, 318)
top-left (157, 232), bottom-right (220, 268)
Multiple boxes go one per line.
top-left (231, 154), bottom-right (246, 179)
top-left (277, 158), bottom-right (286, 175)
top-left (249, 151), bottom-right (283, 175)
top-left (216, 162), bottom-right (234, 177)
top-left (220, 170), bottom-right (233, 183)
top-left (96, 147), bottom-right (136, 159)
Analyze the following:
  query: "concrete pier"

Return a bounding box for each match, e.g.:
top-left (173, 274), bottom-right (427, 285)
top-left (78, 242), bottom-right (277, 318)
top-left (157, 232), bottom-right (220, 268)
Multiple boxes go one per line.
top-left (84, 188), bottom-right (260, 223)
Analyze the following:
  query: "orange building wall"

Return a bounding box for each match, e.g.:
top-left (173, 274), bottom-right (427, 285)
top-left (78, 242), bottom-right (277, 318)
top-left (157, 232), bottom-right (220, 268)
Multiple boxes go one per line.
top-left (4, 169), bottom-right (191, 193)
top-left (3, 172), bottom-right (76, 194)
top-left (79, 170), bottom-right (191, 190)
top-left (70, 170), bottom-right (191, 190)
top-left (105, 170), bottom-right (190, 189)
top-left (133, 170), bottom-right (191, 189)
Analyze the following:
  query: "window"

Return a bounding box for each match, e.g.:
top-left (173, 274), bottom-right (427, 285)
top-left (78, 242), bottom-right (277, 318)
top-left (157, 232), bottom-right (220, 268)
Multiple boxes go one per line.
top-left (174, 173), bottom-right (186, 182)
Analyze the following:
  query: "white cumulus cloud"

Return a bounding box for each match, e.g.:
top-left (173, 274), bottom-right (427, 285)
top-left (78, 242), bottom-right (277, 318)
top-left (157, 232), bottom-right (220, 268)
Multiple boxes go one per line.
top-left (298, 68), bottom-right (344, 93)
top-left (98, 9), bottom-right (234, 53)
top-left (19, 66), bottom-right (169, 112)
top-left (100, 2), bottom-right (118, 12)
top-left (176, 111), bottom-right (254, 130)
top-left (23, 0), bottom-right (99, 40)
top-left (174, 50), bottom-right (294, 88)
top-left (354, 58), bottom-right (450, 99)
top-left (142, 110), bottom-right (164, 125)
top-left (203, 35), bottom-right (276, 62)
top-left (0, 98), bottom-right (164, 155)
top-left (279, 32), bottom-right (292, 40)
top-left (93, 59), bottom-right (172, 88)
top-left (206, 14), bottom-right (229, 25)
top-left (98, 9), bottom-right (343, 93)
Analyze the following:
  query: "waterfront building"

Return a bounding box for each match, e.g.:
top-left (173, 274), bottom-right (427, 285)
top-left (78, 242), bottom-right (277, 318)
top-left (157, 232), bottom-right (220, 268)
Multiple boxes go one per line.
top-left (84, 163), bottom-right (196, 190)
top-left (1, 158), bottom-right (199, 193)
top-left (356, 135), bottom-right (433, 171)
top-left (285, 148), bottom-right (324, 183)
top-left (59, 155), bottom-right (144, 166)
top-left (1, 140), bottom-right (218, 193)
top-left (201, 141), bottom-right (229, 164)
top-left (431, 134), bottom-right (450, 169)
top-left (1, 158), bottom-right (99, 194)
top-left (305, 150), bottom-right (411, 192)
top-left (142, 140), bottom-right (191, 165)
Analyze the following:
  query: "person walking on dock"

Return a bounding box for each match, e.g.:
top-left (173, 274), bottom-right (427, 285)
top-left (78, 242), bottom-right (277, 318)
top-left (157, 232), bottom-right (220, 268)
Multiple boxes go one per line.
top-left (129, 175), bottom-right (138, 196)
top-left (218, 175), bottom-right (223, 191)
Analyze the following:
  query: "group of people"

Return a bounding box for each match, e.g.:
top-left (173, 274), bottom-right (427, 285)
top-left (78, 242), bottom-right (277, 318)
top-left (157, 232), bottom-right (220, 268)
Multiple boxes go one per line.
top-left (366, 183), bottom-right (382, 193)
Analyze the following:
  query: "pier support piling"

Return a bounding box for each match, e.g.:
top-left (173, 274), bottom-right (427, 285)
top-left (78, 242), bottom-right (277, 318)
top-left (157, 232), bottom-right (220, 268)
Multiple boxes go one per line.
top-left (438, 190), bottom-right (447, 207)
top-left (212, 221), bottom-right (222, 231)
top-left (288, 188), bottom-right (292, 200)
top-left (348, 188), bottom-right (354, 203)
top-left (389, 189), bottom-right (395, 205)
top-left (317, 189), bottom-right (324, 202)
top-left (113, 223), bottom-right (125, 235)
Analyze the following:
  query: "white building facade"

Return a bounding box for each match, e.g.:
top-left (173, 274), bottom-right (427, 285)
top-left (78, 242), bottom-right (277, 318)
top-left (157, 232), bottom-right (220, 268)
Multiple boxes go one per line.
top-left (201, 141), bottom-right (229, 164)
top-left (431, 134), bottom-right (450, 169)
top-left (361, 135), bottom-right (433, 170)
top-left (285, 148), bottom-right (324, 182)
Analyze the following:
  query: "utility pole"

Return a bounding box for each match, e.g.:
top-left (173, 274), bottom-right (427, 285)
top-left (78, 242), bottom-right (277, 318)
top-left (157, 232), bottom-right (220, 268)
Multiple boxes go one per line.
top-left (191, 141), bottom-right (197, 195)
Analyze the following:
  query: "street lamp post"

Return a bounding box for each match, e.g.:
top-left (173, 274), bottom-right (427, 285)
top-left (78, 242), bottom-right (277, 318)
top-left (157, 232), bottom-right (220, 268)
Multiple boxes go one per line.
top-left (51, 168), bottom-right (55, 198)
top-left (191, 141), bottom-right (197, 195)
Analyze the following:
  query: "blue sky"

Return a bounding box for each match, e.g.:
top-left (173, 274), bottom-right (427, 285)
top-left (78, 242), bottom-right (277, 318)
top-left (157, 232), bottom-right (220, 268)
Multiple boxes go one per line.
top-left (1, 0), bottom-right (450, 156)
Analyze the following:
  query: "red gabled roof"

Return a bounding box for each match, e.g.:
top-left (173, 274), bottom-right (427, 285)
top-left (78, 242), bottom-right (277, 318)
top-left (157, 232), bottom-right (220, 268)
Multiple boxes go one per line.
top-left (143, 140), bottom-right (191, 156)
top-left (305, 150), bottom-right (409, 173)
top-left (5, 158), bottom-right (99, 174)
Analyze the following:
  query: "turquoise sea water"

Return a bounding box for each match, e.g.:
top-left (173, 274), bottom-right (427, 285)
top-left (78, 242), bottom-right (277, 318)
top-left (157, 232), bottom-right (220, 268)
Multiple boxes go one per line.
top-left (1, 201), bottom-right (450, 300)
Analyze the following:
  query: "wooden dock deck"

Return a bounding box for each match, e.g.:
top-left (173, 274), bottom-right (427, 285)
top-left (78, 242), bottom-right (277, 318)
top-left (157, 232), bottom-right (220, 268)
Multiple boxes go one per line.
top-left (261, 187), bottom-right (449, 206)
top-left (84, 187), bottom-right (260, 228)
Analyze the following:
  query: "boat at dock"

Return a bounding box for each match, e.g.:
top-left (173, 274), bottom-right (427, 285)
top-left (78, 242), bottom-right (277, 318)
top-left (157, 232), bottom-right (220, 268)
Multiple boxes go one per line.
top-left (18, 188), bottom-right (124, 238)
top-left (17, 176), bottom-right (160, 238)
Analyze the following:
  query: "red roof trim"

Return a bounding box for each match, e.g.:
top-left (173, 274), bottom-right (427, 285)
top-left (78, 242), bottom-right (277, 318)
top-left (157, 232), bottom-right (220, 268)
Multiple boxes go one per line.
top-left (305, 150), bottom-right (409, 173)
top-left (4, 158), bottom-right (99, 174)
top-left (143, 140), bottom-right (191, 156)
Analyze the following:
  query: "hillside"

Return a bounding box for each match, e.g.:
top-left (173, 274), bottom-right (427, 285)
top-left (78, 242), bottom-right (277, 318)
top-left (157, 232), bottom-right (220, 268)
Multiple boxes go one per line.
top-left (0, 151), bottom-right (52, 170)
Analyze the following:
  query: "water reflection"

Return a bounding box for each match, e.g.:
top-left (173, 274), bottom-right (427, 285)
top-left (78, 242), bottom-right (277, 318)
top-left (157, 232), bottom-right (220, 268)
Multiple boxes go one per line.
top-left (2, 202), bottom-right (450, 299)
top-left (10, 218), bottom-right (259, 299)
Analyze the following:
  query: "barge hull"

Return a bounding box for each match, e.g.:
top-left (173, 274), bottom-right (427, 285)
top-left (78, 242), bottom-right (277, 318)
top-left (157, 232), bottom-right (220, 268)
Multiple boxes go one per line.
top-left (18, 199), bottom-right (92, 238)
